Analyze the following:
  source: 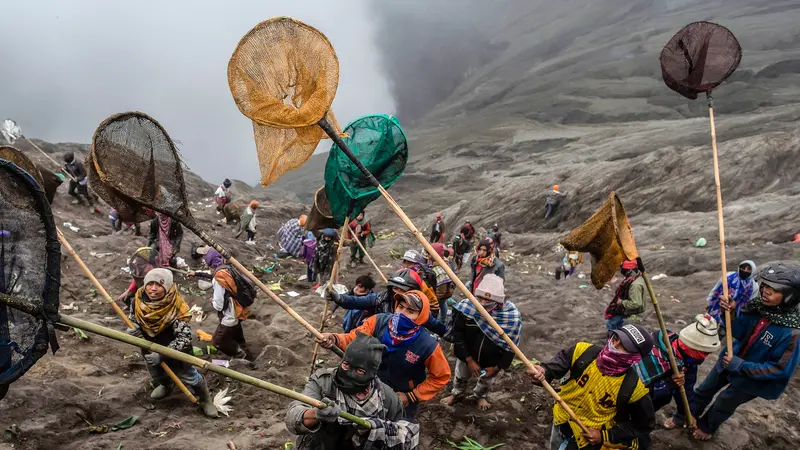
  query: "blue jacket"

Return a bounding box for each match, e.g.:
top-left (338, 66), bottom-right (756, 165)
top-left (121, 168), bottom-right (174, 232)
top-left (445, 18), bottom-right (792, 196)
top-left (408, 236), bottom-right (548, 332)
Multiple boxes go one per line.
top-left (337, 289), bottom-right (447, 336)
top-left (720, 310), bottom-right (800, 400)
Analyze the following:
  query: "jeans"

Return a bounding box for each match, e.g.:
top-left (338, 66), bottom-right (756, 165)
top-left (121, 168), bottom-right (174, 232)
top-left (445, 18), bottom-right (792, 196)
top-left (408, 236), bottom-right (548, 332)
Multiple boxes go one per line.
top-left (350, 242), bottom-right (364, 262)
top-left (545, 203), bottom-right (556, 218)
top-left (605, 315), bottom-right (625, 332)
top-left (402, 402), bottom-right (418, 421)
top-left (691, 367), bottom-right (757, 434)
top-left (438, 297), bottom-right (449, 323)
top-left (246, 230), bottom-right (255, 241)
top-left (307, 265), bottom-right (316, 283)
top-left (549, 424), bottom-right (600, 450)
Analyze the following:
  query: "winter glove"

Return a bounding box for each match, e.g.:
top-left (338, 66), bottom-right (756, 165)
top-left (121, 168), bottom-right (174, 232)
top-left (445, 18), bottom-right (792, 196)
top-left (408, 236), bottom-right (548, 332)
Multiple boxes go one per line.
top-left (314, 398), bottom-right (342, 424)
top-left (327, 290), bottom-right (342, 305)
top-left (127, 326), bottom-right (144, 338)
top-left (144, 352), bottom-right (163, 366)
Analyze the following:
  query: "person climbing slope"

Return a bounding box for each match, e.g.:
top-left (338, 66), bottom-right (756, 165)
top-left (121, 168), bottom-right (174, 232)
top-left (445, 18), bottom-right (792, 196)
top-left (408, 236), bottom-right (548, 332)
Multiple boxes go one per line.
top-left (278, 215), bottom-right (307, 258)
top-left (215, 178), bottom-right (233, 212)
top-left (706, 260), bottom-right (758, 325)
top-left (441, 274), bottom-right (521, 411)
top-left (690, 262), bottom-right (800, 441)
top-left (487, 224), bottom-right (502, 256)
top-left (62, 151), bottom-right (94, 210)
top-left (430, 213), bottom-right (446, 243)
top-left (302, 231), bottom-right (317, 283)
top-left (318, 290), bottom-right (451, 420)
top-left (127, 268), bottom-right (218, 417)
top-left (604, 260), bottom-right (646, 333)
top-left (468, 238), bottom-right (505, 294)
top-left (348, 212), bottom-right (373, 268)
top-left (527, 324), bottom-right (656, 449)
top-left (285, 333), bottom-right (420, 450)
top-left (545, 184), bottom-right (567, 219)
top-left (312, 228), bottom-right (338, 287)
top-left (460, 219), bottom-right (475, 245)
top-left (147, 213), bottom-right (183, 268)
top-left (235, 200), bottom-right (259, 245)
top-left (203, 249), bottom-right (254, 361)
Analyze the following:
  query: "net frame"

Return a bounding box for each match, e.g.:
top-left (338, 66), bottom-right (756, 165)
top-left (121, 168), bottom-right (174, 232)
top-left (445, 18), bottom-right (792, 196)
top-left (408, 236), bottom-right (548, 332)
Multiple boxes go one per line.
top-left (0, 146), bottom-right (44, 187)
top-left (660, 21), bottom-right (742, 100)
top-left (305, 187), bottom-right (337, 231)
top-left (0, 159), bottom-right (60, 392)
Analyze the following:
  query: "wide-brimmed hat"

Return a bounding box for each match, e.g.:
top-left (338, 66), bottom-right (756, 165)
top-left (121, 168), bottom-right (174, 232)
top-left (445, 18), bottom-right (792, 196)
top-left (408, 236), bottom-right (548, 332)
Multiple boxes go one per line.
top-left (679, 314), bottom-right (720, 353)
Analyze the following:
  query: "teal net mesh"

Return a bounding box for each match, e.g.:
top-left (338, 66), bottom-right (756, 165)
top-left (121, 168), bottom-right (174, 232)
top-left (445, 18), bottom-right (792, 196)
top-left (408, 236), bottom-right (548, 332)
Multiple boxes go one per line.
top-left (324, 115), bottom-right (408, 224)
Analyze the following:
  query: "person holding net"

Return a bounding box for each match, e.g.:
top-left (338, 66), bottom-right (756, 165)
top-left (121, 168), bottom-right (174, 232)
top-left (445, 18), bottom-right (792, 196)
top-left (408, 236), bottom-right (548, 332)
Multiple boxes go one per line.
top-left (127, 268), bottom-right (218, 417)
top-left (62, 152), bottom-right (95, 210)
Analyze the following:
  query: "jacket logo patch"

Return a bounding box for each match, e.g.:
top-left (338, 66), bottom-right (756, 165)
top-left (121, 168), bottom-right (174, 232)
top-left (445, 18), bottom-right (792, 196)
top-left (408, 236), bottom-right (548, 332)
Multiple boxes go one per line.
top-left (405, 350), bottom-right (420, 364)
top-left (762, 331), bottom-right (774, 347)
top-left (598, 392), bottom-right (616, 409)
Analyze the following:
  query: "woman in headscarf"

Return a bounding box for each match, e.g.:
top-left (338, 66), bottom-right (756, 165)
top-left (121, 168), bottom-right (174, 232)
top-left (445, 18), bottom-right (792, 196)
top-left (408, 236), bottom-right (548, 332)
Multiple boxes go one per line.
top-left (235, 200), bottom-right (259, 245)
top-left (706, 260), bottom-right (758, 324)
top-left (127, 268), bottom-right (218, 417)
top-left (468, 238), bottom-right (505, 294)
top-left (147, 213), bottom-right (183, 267)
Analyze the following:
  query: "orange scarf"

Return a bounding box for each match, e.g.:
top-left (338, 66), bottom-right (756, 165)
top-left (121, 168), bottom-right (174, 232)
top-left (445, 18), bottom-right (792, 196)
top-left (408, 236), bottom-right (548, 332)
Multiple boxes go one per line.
top-left (133, 286), bottom-right (191, 337)
top-left (214, 268), bottom-right (250, 321)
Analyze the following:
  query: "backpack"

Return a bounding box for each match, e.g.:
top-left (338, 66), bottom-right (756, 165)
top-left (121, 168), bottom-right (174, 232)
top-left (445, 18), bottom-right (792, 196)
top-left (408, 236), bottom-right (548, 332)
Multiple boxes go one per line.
top-left (634, 331), bottom-right (682, 386)
top-left (217, 265), bottom-right (257, 320)
top-left (569, 345), bottom-right (640, 410)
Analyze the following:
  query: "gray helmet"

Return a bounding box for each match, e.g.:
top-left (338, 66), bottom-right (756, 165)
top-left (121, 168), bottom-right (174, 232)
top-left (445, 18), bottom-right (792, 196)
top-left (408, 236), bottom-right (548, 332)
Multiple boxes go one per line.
top-left (401, 249), bottom-right (426, 265)
top-left (387, 268), bottom-right (421, 292)
top-left (758, 261), bottom-right (800, 308)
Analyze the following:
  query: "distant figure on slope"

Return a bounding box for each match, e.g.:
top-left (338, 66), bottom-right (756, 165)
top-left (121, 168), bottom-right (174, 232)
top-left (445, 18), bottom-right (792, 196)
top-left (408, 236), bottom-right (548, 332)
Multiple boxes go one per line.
top-left (706, 260), bottom-right (758, 326)
top-left (62, 152), bottom-right (94, 210)
top-left (214, 178), bottom-right (233, 213)
top-left (428, 243), bottom-right (455, 323)
top-left (556, 250), bottom-right (582, 280)
top-left (116, 247), bottom-right (157, 310)
top-left (235, 200), bottom-right (259, 245)
top-left (147, 213), bottom-right (183, 268)
top-left (430, 213), bottom-right (446, 243)
top-left (486, 223), bottom-right (502, 256)
top-left (108, 208), bottom-right (141, 236)
top-left (545, 184), bottom-right (567, 219)
top-left (348, 212), bottom-right (373, 268)
top-left (301, 231), bottom-right (317, 283)
top-left (460, 219), bottom-right (475, 246)
top-left (605, 260), bottom-right (646, 333)
top-left (277, 215), bottom-right (307, 258)
top-left (468, 238), bottom-right (505, 294)
top-left (312, 228), bottom-right (338, 286)
top-left (452, 235), bottom-right (470, 272)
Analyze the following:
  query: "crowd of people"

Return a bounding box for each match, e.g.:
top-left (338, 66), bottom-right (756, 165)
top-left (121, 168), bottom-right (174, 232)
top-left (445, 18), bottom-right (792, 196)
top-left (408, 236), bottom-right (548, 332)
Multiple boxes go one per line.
top-left (95, 177), bottom-right (800, 450)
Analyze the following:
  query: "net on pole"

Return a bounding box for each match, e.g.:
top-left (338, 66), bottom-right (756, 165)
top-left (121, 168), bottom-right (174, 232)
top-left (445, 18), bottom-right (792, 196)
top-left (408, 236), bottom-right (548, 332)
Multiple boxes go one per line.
top-left (305, 187), bottom-right (337, 231)
top-left (86, 152), bottom-right (153, 224)
top-left (324, 115), bottom-right (408, 225)
top-left (660, 21), bottom-right (742, 100)
top-left (0, 159), bottom-right (60, 398)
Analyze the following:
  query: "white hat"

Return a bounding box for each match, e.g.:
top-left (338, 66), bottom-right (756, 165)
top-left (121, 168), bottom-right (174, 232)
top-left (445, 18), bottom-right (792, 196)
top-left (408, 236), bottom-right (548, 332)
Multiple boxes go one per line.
top-left (475, 274), bottom-right (505, 303)
top-left (143, 268), bottom-right (174, 292)
top-left (679, 314), bottom-right (720, 353)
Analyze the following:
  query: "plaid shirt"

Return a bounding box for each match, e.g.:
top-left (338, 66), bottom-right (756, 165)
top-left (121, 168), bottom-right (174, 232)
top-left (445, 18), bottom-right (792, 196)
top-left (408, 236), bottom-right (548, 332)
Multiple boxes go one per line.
top-left (278, 219), bottom-right (304, 257)
top-left (453, 300), bottom-right (521, 352)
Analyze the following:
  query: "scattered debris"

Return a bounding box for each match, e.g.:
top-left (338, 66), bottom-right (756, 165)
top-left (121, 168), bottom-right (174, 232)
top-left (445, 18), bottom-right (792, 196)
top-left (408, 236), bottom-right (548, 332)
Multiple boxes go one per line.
top-left (695, 237), bottom-right (707, 248)
top-left (73, 327), bottom-right (89, 340)
top-left (111, 416), bottom-right (138, 431)
top-left (214, 388), bottom-right (233, 417)
top-left (297, 275), bottom-right (307, 281)
top-left (212, 359), bottom-right (230, 368)
top-left (197, 330), bottom-right (213, 342)
top-left (287, 291), bottom-right (300, 298)
top-left (190, 305), bottom-right (208, 323)
top-left (651, 274), bottom-right (668, 281)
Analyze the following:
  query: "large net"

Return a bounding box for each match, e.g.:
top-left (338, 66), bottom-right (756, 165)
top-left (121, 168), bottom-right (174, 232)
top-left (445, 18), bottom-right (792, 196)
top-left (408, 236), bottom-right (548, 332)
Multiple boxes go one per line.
top-left (129, 247), bottom-right (157, 279)
top-left (228, 17), bottom-right (343, 187)
top-left (0, 159), bottom-right (60, 398)
top-left (324, 115), bottom-right (408, 225)
top-left (0, 146), bottom-right (43, 186)
top-left (86, 152), bottom-right (153, 224)
top-left (306, 187), bottom-right (337, 232)
top-left (91, 112), bottom-right (194, 228)
top-left (560, 192), bottom-right (639, 289)
top-left (660, 21), bottom-right (741, 100)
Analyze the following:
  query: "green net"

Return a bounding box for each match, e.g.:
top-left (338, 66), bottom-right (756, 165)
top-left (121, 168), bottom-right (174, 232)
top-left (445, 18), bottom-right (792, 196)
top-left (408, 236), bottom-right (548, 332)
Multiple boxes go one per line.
top-left (324, 115), bottom-right (408, 224)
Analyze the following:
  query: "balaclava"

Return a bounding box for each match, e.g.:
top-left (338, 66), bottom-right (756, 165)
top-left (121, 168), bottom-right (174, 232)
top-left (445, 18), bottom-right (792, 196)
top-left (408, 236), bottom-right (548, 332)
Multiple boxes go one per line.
top-left (334, 332), bottom-right (384, 394)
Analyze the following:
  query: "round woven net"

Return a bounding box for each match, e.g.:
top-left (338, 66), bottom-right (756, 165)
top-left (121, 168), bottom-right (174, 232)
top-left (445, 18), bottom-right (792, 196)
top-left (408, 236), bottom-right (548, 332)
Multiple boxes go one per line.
top-left (306, 186), bottom-right (337, 231)
top-left (660, 21), bottom-right (741, 100)
top-left (91, 112), bottom-right (193, 227)
top-left (86, 152), bottom-right (153, 224)
top-left (324, 115), bottom-right (408, 225)
top-left (0, 160), bottom-right (60, 398)
top-left (0, 146), bottom-right (43, 186)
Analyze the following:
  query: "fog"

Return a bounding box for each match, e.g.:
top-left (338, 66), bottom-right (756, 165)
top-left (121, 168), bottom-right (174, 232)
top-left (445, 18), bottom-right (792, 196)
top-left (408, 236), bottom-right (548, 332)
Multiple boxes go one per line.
top-left (0, 0), bottom-right (394, 185)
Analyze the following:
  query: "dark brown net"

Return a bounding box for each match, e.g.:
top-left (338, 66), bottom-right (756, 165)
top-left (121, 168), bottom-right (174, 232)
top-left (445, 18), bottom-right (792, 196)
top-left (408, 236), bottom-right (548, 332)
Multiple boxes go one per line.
top-left (86, 153), bottom-right (153, 224)
top-left (660, 21), bottom-right (741, 100)
top-left (0, 146), bottom-right (43, 186)
top-left (0, 160), bottom-right (60, 397)
top-left (306, 187), bottom-right (337, 231)
top-left (91, 112), bottom-right (193, 226)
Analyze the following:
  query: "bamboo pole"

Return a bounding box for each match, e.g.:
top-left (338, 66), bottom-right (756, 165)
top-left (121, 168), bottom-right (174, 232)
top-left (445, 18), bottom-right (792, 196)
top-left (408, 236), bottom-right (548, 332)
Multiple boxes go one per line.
top-left (194, 230), bottom-right (344, 358)
top-left (317, 117), bottom-right (591, 434)
top-left (348, 225), bottom-right (389, 284)
top-left (0, 294), bottom-right (369, 429)
top-left (22, 136), bottom-right (77, 182)
top-left (640, 267), bottom-right (693, 428)
top-left (56, 229), bottom-right (197, 403)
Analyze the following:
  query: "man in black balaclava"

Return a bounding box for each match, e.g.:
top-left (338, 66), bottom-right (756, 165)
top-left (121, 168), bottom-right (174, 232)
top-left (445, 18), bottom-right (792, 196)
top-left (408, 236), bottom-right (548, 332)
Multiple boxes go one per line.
top-left (285, 333), bottom-right (420, 450)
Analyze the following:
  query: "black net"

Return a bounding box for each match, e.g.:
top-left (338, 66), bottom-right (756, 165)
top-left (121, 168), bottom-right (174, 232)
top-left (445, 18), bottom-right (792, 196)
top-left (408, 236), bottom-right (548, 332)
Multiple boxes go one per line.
top-left (0, 146), bottom-right (43, 187)
top-left (0, 160), bottom-right (60, 398)
top-left (86, 153), bottom-right (153, 224)
top-left (306, 187), bottom-right (337, 231)
top-left (660, 21), bottom-right (742, 100)
top-left (91, 112), bottom-right (193, 225)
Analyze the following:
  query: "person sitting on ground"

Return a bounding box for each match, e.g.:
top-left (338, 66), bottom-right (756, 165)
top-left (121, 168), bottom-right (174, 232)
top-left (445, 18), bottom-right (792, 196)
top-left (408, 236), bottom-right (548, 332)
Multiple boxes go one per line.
top-left (147, 213), bottom-right (183, 268)
top-left (318, 290), bottom-right (451, 420)
top-left (235, 200), bottom-right (259, 245)
top-left (690, 262), bottom-right (800, 441)
top-left (706, 260), bottom-right (758, 325)
top-left (302, 231), bottom-right (317, 283)
top-left (487, 224), bottom-right (502, 256)
top-left (527, 324), bottom-right (656, 449)
top-left (441, 274), bottom-right (521, 412)
top-left (430, 213), bottom-right (445, 243)
top-left (285, 333), bottom-right (420, 450)
top-left (556, 250), bottom-right (583, 280)
top-left (201, 249), bottom-right (254, 361)
top-left (460, 219), bottom-right (475, 245)
top-left (468, 238), bottom-right (505, 294)
top-left (634, 314), bottom-right (719, 432)
top-left (329, 268), bottom-right (447, 336)
top-left (545, 184), bottom-right (567, 219)
top-left (604, 260), bottom-right (646, 333)
top-left (215, 178), bottom-right (232, 213)
top-left (312, 228), bottom-right (337, 287)
top-left (127, 268), bottom-right (218, 417)
top-left (62, 151), bottom-right (95, 210)
top-left (400, 249), bottom-right (440, 320)
top-left (348, 212), bottom-right (373, 268)
top-left (116, 247), bottom-right (156, 310)
top-left (428, 243), bottom-right (455, 323)
top-left (278, 215), bottom-right (307, 258)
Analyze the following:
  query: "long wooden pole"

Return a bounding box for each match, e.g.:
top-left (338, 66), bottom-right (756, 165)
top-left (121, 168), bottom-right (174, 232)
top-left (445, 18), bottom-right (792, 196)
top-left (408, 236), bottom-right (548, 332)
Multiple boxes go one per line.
top-left (0, 294), bottom-right (369, 429)
top-left (349, 225), bottom-right (389, 284)
top-left (317, 117), bottom-right (590, 434)
top-left (640, 266), bottom-right (693, 428)
top-left (57, 229), bottom-right (197, 403)
top-left (22, 136), bottom-right (77, 182)
top-left (707, 94), bottom-right (733, 357)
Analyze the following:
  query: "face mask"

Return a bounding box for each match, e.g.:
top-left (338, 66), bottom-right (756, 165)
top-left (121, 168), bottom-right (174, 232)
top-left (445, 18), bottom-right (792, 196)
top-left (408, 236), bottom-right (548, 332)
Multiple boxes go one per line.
top-left (480, 300), bottom-right (498, 313)
top-left (334, 364), bottom-right (373, 395)
top-left (739, 269), bottom-right (751, 280)
top-left (607, 340), bottom-right (625, 353)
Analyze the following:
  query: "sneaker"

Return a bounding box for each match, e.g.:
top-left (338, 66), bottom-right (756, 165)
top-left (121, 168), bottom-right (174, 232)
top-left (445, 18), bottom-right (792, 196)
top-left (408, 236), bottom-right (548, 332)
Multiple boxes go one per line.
top-left (71, 199), bottom-right (80, 205)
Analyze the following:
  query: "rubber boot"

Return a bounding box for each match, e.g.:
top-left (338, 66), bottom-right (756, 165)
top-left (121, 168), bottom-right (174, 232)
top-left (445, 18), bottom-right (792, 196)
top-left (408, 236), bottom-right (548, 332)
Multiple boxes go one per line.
top-left (196, 382), bottom-right (219, 418)
top-left (151, 384), bottom-right (172, 400)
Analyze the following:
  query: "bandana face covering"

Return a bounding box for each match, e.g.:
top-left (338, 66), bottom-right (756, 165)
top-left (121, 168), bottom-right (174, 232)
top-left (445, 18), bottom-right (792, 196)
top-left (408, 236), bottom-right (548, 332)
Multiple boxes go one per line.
top-left (596, 340), bottom-right (642, 376)
top-left (381, 313), bottom-right (421, 351)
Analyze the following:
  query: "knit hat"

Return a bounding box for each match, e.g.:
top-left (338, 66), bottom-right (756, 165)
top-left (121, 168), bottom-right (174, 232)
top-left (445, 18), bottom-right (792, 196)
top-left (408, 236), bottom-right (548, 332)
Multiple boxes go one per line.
top-left (63, 152), bottom-right (75, 163)
top-left (143, 268), bottom-right (173, 291)
top-left (402, 249), bottom-right (425, 265)
top-left (553, 184), bottom-right (559, 191)
top-left (249, 200), bottom-right (260, 209)
top-left (334, 332), bottom-right (384, 394)
top-left (612, 324), bottom-right (655, 357)
top-left (430, 243), bottom-right (446, 259)
top-left (436, 212), bottom-right (442, 218)
top-left (298, 215), bottom-right (307, 227)
top-left (474, 273), bottom-right (505, 303)
top-left (679, 314), bottom-right (721, 353)
top-left (621, 260), bottom-right (638, 270)
top-left (223, 179), bottom-right (232, 188)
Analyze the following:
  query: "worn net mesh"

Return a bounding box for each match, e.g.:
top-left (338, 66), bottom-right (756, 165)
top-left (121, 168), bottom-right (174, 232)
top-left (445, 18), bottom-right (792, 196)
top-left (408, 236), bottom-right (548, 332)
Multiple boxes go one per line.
top-left (306, 187), bottom-right (337, 231)
top-left (91, 112), bottom-right (193, 226)
top-left (0, 160), bottom-right (60, 395)
top-left (228, 17), bottom-right (343, 187)
top-left (660, 21), bottom-right (742, 100)
top-left (86, 153), bottom-right (153, 224)
top-left (560, 192), bottom-right (639, 289)
top-left (0, 147), bottom-right (43, 186)
top-left (324, 115), bottom-right (408, 225)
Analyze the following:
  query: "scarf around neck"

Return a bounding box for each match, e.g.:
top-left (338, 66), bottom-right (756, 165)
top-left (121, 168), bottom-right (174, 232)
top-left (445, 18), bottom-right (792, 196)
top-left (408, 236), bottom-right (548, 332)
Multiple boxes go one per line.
top-left (133, 286), bottom-right (191, 337)
top-left (454, 299), bottom-right (521, 351)
top-left (596, 341), bottom-right (642, 376)
top-left (742, 298), bottom-right (800, 328)
top-left (381, 313), bottom-right (421, 351)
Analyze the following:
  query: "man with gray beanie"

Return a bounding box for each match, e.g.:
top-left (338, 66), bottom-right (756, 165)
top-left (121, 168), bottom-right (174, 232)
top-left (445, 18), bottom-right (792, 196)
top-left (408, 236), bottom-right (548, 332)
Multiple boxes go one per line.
top-left (286, 333), bottom-right (420, 450)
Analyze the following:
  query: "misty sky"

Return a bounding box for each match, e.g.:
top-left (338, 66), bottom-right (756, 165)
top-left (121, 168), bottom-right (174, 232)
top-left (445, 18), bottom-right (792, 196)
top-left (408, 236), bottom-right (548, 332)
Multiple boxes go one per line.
top-left (0, 0), bottom-right (395, 185)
